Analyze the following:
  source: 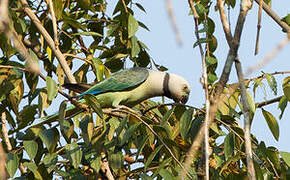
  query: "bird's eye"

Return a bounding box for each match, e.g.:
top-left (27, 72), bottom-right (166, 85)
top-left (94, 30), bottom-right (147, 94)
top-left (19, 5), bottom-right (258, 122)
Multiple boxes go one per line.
top-left (183, 85), bottom-right (188, 90)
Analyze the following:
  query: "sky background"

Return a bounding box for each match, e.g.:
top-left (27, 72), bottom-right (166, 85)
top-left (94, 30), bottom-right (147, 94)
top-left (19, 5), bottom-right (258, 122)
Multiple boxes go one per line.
top-left (103, 0), bottom-right (290, 151)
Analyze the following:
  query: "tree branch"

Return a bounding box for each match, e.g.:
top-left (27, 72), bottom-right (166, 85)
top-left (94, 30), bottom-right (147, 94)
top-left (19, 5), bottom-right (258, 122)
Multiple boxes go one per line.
top-left (254, 0), bottom-right (263, 55)
top-left (165, 0), bottom-right (183, 46)
top-left (234, 57), bottom-right (256, 179)
top-left (48, 0), bottom-right (59, 49)
top-left (254, 0), bottom-right (290, 34)
top-left (181, 0), bottom-right (253, 179)
top-left (20, 0), bottom-right (76, 83)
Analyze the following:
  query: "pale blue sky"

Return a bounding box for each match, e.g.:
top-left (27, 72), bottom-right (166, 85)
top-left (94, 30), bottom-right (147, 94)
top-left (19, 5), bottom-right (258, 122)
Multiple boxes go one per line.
top-left (107, 0), bottom-right (290, 151)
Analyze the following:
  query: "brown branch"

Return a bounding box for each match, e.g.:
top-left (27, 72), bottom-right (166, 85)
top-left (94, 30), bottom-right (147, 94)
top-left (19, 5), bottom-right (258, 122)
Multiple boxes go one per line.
top-left (256, 96), bottom-right (282, 108)
top-left (48, 0), bottom-right (59, 49)
top-left (254, 0), bottom-right (263, 55)
top-left (0, 0), bottom-right (40, 74)
top-left (63, 53), bottom-right (92, 65)
top-left (0, 143), bottom-right (7, 180)
top-left (165, 0), bottom-right (183, 46)
top-left (254, 0), bottom-right (290, 34)
top-left (100, 153), bottom-right (115, 180)
top-left (121, 0), bottom-right (128, 13)
top-left (234, 57), bottom-right (256, 179)
top-left (20, 0), bottom-right (76, 83)
top-left (217, 0), bottom-right (233, 45)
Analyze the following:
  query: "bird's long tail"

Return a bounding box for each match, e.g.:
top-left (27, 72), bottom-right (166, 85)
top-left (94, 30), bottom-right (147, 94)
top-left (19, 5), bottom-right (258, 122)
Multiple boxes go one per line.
top-left (32, 99), bottom-right (86, 128)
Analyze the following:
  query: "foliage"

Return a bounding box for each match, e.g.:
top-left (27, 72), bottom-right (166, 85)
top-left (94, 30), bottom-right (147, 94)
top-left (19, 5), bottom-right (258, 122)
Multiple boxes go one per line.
top-left (0, 0), bottom-right (290, 179)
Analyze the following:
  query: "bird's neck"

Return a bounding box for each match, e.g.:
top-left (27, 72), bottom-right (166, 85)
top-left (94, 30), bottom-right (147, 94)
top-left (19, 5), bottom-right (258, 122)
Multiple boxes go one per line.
top-left (146, 70), bottom-right (170, 98)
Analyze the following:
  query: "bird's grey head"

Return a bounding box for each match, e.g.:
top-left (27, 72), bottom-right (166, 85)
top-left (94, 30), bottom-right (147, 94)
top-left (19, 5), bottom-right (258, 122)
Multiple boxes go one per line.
top-left (164, 73), bottom-right (191, 104)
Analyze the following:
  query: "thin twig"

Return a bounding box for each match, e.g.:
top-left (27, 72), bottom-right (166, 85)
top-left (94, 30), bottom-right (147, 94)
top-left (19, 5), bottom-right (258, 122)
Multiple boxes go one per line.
top-left (21, 0), bottom-right (76, 83)
top-left (192, 12), bottom-right (210, 180)
top-left (165, 0), bottom-right (183, 46)
top-left (234, 57), bottom-right (256, 179)
top-left (254, 0), bottom-right (290, 34)
top-left (254, 0), bottom-right (263, 55)
top-left (256, 96), bottom-right (282, 108)
top-left (48, 0), bottom-right (59, 49)
top-left (1, 112), bottom-right (12, 151)
top-left (246, 37), bottom-right (290, 76)
top-left (121, 0), bottom-right (128, 13)
top-left (63, 53), bottom-right (92, 65)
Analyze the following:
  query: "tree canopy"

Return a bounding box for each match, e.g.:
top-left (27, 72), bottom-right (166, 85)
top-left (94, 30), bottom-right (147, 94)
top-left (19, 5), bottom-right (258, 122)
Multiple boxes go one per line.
top-left (0, 0), bottom-right (290, 179)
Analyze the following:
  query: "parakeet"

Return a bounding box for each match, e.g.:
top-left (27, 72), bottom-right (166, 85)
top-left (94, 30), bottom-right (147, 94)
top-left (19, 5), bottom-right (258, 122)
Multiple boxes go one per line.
top-left (64, 67), bottom-right (191, 107)
top-left (35, 67), bottom-right (190, 126)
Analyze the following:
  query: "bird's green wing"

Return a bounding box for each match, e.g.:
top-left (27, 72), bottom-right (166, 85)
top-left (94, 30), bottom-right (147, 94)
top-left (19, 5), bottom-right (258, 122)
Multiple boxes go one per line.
top-left (79, 67), bottom-right (149, 96)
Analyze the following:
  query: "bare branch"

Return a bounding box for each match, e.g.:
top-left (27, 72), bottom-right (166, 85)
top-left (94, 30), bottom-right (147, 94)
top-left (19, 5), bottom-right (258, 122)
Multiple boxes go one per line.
top-left (0, 143), bottom-right (7, 180)
top-left (1, 112), bottom-right (12, 151)
top-left (217, 0), bottom-right (233, 45)
top-left (100, 153), bottom-right (115, 180)
top-left (20, 0), bottom-right (77, 83)
top-left (48, 0), bottom-right (59, 49)
top-left (254, 0), bottom-right (290, 34)
top-left (254, 0), bottom-right (263, 55)
top-left (257, 96), bottom-right (282, 108)
top-left (234, 57), bottom-right (256, 179)
top-left (165, 0), bottom-right (183, 46)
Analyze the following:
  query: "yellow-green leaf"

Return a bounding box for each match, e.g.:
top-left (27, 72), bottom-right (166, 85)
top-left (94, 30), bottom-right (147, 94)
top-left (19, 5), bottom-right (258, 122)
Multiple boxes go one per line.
top-left (128, 13), bottom-right (139, 38)
top-left (262, 109), bottom-right (279, 141)
top-left (46, 76), bottom-right (57, 101)
top-left (24, 140), bottom-right (38, 160)
top-left (282, 76), bottom-right (290, 101)
top-left (6, 153), bottom-right (19, 178)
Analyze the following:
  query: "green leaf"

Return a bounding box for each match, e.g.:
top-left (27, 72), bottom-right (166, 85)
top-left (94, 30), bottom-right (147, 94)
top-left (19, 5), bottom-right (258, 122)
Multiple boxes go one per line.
top-left (39, 128), bottom-right (59, 153)
top-left (109, 152), bottom-right (123, 171)
top-left (278, 96), bottom-right (288, 119)
top-left (24, 140), bottom-right (38, 160)
top-left (66, 143), bottom-right (82, 169)
top-left (23, 162), bottom-right (43, 179)
top-left (159, 169), bottom-right (176, 179)
top-left (281, 14), bottom-right (290, 26)
top-left (265, 73), bottom-right (277, 95)
top-left (135, 3), bottom-right (146, 13)
top-left (72, 31), bottom-right (103, 37)
top-left (144, 145), bottom-right (163, 171)
top-left (224, 132), bottom-right (235, 160)
top-left (120, 122), bottom-right (141, 146)
top-left (246, 91), bottom-right (256, 115)
top-left (280, 151), bottom-right (290, 167)
top-left (179, 108), bottom-right (194, 140)
top-left (6, 153), bottom-right (19, 178)
top-left (46, 76), bottom-right (57, 101)
top-left (282, 76), bottom-right (290, 101)
top-left (84, 94), bottom-right (103, 119)
top-left (262, 109), bottom-right (279, 141)
top-left (128, 13), bottom-right (139, 38)
top-left (43, 153), bottom-right (58, 173)
top-left (131, 36), bottom-right (140, 58)
top-left (91, 156), bottom-right (101, 173)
